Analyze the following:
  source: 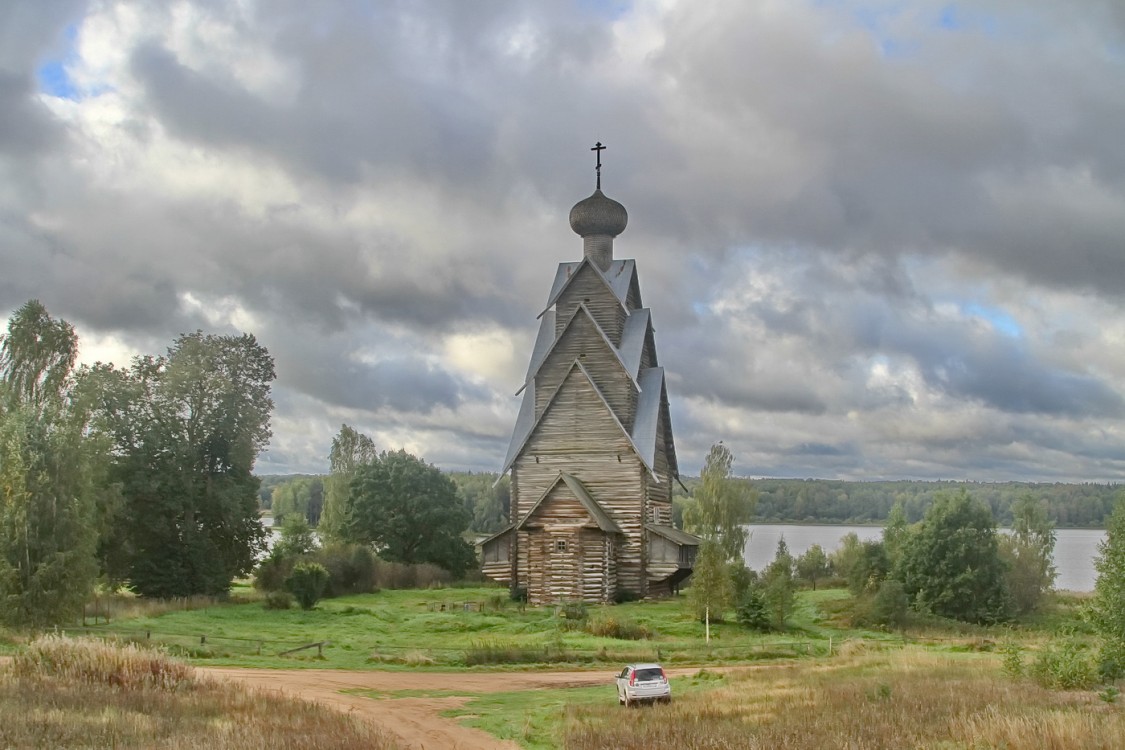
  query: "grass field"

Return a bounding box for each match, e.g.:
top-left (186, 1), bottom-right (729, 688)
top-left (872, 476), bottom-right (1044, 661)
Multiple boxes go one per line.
top-left (65, 586), bottom-right (1002, 670)
top-left (0, 635), bottom-right (403, 750)
top-left (35, 586), bottom-right (1120, 749)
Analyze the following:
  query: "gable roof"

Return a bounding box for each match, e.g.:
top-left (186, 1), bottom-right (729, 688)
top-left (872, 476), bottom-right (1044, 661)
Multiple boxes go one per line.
top-left (499, 359), bottom-right (656, 478)
top-left (517, 302), bottom-right (639, 396)
top-left (618, 308), bottom-right (651, 377)
top-left (519, 310), bottom-right (556, 390)
top-left (518, 472), bottom-right (621, 533)
top-left (539, 258), bottom-right (637, 318)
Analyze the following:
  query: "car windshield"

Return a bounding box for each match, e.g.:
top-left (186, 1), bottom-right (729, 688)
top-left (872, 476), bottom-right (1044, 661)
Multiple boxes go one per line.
top-left (634, 668), bottom-right (663, 681)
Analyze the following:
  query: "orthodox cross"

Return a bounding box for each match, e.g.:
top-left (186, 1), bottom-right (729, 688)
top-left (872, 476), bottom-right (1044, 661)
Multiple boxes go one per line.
top-left (591, 141), bottom-right (606, 190)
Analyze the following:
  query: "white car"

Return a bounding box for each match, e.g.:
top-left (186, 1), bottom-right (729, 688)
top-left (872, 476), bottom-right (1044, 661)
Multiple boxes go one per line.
top-left (615, 663), bottom-right (672, 706)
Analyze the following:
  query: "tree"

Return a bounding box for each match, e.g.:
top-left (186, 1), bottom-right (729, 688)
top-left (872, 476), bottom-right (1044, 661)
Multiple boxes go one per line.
top-left (848, 540), bottom-right (889, 596)
top-left (871, 579), bottom-right (909, 631)
top-left (762, 537), bottom-right (795, 629)
top-left (683, 443), bottom-right (756, 562)
top-left (91, 332), bottom-right (273, 597)
top-left (319, 425), bottom-right (376, 542)
top-left (1091, 494), bottom-right (1125, 679)
top-left (830, 532), bottom-right (863, 584)
top-left (274, 514), bottom-right (318, 559)
top-left (343, 449), bottom-right (475, 576)
top-left (686, 540), bottom-right (733, 623)
top-left (897, 490), bottom-right (1009, 624)
top-left (883, 501), bottom-right (910, 569)
top-left (0, 301), bottom-right (101, 626)
top-left (795, 544), bottom-right (831, 590)
top-left (999, 494), bottom-right (1056, 617)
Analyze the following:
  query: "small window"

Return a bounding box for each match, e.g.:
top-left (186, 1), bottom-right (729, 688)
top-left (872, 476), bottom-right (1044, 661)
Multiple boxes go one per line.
top-left (555, 539), bottom-right (567, 553)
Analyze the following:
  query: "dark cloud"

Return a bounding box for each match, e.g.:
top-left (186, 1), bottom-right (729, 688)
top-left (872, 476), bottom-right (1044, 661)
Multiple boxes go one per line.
top-left (4, 0), bottom-right (1125, 481)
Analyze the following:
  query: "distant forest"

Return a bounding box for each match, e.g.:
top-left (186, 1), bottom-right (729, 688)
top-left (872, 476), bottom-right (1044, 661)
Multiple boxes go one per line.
top-left (259, 473), bottom-right (1120, 532)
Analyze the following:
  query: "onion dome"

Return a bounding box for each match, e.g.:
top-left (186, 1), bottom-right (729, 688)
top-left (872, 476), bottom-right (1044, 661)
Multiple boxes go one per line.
top-left (569, 189), bottom-right (628, 238)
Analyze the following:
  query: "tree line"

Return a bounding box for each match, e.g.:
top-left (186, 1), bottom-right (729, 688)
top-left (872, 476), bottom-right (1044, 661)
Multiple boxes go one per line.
top-left (673, 477), bottom-right (1119, 528)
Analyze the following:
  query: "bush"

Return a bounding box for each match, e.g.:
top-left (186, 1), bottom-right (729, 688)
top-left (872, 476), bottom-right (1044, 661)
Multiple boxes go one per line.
top-left (871, 579), bottom-right (909, 630)
top-left (585, 615), bottom-right (652, 640)
top-left (316, 543), bottom-right (377, 596)
top-left (263, 591), bottom-right (293, 610)
top-left (285, 562), bottom-right (330, 610)
top-left (559, 601), bottom-right (588, 622)
top-left (736, 587), bottom-right (771, 632)
top-left (1030, 639), bottom-right (1099, 690)
top-left (253, 552), bottom-right (295, 593)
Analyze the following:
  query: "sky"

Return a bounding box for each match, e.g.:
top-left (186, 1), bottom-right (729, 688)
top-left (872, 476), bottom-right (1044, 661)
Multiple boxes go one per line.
top-left (3, 0), bottom-right (1125, 482)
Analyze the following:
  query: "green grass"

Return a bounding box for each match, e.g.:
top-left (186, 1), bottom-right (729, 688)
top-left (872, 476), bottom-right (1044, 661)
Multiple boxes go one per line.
top-left (63, 586), bottom-right (1091, 671)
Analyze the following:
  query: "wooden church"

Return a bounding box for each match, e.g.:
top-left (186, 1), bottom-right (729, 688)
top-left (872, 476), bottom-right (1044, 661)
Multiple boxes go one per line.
top-left (481, 145), bottom-right (700, 604)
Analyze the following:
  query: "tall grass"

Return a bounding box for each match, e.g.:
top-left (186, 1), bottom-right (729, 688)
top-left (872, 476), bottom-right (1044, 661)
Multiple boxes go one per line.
top-left (564, 649), bottom-right (1125, 750)
top-left (0, 635), bottom-right (402, 750)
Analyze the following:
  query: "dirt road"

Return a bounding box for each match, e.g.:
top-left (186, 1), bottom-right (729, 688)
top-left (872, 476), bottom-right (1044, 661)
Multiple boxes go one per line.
top-left (202, 665), bottom-right (706, 750)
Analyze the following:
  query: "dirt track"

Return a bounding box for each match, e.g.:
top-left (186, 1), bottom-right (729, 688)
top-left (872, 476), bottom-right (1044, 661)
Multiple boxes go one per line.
top-left (203, 665), bottom-right (709, 750)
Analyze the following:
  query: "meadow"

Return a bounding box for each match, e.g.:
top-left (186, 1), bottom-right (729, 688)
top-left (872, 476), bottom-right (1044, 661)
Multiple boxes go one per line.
top-left (7, 585), bottom-right (1120, 749)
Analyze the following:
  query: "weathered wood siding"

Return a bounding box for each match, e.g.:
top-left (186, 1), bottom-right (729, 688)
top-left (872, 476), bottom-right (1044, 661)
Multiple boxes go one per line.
top-left (514, 370), bottom-right (648, 597)
top-left (480, 531), bottom-right (512, 584)
top-left (534, 312), bottom-right (637, 426)
top-left (554, 265), bottom-right (626, 346)
top-left (626, 272), bottom-right (642, 312)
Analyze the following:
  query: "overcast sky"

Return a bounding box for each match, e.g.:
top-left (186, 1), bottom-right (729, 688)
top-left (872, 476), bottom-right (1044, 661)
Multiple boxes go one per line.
top-left (3, 0), bottom-right (1125, 481)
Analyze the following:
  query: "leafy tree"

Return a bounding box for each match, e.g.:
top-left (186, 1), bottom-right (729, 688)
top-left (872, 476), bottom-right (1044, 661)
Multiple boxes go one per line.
top-left (271, 476), bottom-right (324, 526)
top-left (450, 471), bottom-right (511, 534)
top-left (286, 562), bottom-right (329, 610)
top-left (343, 449), bottom-right (475, 576)
top-left (883, 501), bottom-right (910, 568)
top-left (319, 425), bottom-right (376, 542)
top-left (0, 301), bottom-right (101, 627)
top-left (897, 490), bottom-right (1010, 624)
top-left (848, 540), bottom-right (889, 596)
top-left (686, 540), bottom-right (733, 622)
top-left (275, 514), bottom-right (318, 559)
top-left (871, 579), bottom-right (909, 631)
top-left (763, 537), bottom-right (795, 629)
top-left (795, 544), bottom-right (831, 590)
top-left (683, 442), bottom-right (756, 561)
top-left (830, 532), bottom-right (863, 584)
top-left (91, 332), bottom-right (273, 597)
top-left (1091, 494), bottom-right (1125, 679)
top-left (999, 494), bottom-right (1056, 617)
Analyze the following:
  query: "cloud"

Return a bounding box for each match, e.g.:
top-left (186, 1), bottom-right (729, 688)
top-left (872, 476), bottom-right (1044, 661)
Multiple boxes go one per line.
top-left (2, 0), bottom-right (1124, 482)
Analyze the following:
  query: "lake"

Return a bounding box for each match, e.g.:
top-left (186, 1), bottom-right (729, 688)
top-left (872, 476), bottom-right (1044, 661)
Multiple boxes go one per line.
top-left (742, 524), bottom-right (1105, 592)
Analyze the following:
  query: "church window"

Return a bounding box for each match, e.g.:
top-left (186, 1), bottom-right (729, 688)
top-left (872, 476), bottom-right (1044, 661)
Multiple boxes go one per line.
top-left (555, 539), bottom-right (568, 553)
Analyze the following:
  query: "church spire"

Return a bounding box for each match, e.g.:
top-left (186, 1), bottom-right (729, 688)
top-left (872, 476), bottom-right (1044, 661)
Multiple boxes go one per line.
top-left (569, 142), bottom-right (628, 270)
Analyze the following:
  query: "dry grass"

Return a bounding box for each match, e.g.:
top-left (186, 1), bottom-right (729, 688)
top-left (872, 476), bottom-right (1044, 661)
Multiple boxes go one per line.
top-left (0, 635), bottom-right (402, 750)
top-left (564, 648), bottom-right (1124, 750)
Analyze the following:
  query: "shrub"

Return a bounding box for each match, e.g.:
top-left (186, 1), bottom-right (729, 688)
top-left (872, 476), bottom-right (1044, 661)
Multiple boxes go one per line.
top-left (253, 552), bottom-right (294, 592)
top-left (1030, 639), bottom-right (1099, 690)
top-left (316, 543), bottom-right (377, 596)
top-left (559, 601), bottom-right (588, 622)
top-left (585, 615), bottom-right (652, 640)
top-left (263, 591), bottom-right (293, 610)
top-left (285, 562), bottom-right (330, 610)
top-left (871, 579), bottom-right (909, 630)
top-left (736, 587), bottom-right (771, 632)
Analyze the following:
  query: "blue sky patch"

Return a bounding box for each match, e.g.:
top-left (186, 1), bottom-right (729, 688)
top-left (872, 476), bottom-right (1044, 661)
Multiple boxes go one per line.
top-left (36, 22), bottom-right (81, 100)
top-left (964, 302), bottom-right (1023, 338)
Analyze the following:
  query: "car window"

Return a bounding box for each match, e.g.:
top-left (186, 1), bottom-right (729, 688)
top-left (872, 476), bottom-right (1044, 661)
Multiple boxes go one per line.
top-left (619, 668), bottom-right (630, 678)
top-left (634, 668), bottom-right (663, 681)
